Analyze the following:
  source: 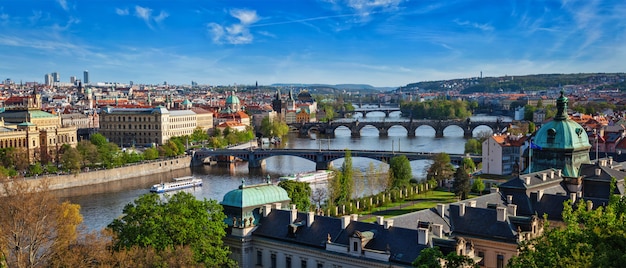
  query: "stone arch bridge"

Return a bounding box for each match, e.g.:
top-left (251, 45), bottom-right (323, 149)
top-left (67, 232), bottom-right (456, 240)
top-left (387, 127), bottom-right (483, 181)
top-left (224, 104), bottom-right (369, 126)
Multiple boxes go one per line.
top-left (293, 119), bottom-right (505, 138)
top-left (192, 148), bottom-right (480, 171)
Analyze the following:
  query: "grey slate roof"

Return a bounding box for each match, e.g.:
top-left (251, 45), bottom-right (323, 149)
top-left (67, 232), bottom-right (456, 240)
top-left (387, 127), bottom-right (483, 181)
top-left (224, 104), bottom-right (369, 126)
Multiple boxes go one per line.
top-left (253, 209), bottom-right (425, 265)
top-left (448, 205), bottom-right (518, 243)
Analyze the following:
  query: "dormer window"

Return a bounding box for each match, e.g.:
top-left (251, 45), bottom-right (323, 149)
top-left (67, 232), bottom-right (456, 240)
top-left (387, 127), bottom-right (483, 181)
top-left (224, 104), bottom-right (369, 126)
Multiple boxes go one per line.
top-left (547, 128), bottom-right (556, 143)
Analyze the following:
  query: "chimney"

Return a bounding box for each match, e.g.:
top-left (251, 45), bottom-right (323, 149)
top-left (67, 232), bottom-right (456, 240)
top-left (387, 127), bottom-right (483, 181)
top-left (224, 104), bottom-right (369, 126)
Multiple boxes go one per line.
top-left (376, 216), bottom-right (384, 225)
top-left (341, 215), bottom-right (351, 229)
top-left (578, 191), bottom-right (583, 198)
top-left (307, 211), bottom-right (315, 227)
top-left (384, 219), bottom-right (394, 229)
top-left (541, 173), bottom-right (547, 181)
top-left (586, 200), bottom-right (593, 211)
top-left (417, 228), bottom-right (429, 245)
top-left (458, 203), bottom-right (466, 217)
top-left (262, 204), bottom-right (272, 217)
top-left (550, 170), bottom-right (555, 179)
top-left (490, 187), bottom-right (499, 193)
top-left (609, 156), bottom-right (613, 166)
top-left (351, 214), bottom-right (359, 222)
top-left (570, 193), bottom-right (577, 203)
top-left (496, 206), bottom-right (507, 222)
top-left (557, 169), bottom-right (562, 177)
top-left (524, 176), bottom-right (531, 185)
top-left (537, 190), bottom-right (544, 202)
top-left (507, 195), bottom-right (513, 204)
top-left (290, 204), bottom-right (297, 223)
top-left (431, 224), bottom-right (443, 238)
top-left (595, 168), bottom-right (602, 176)
top-left (273, 202), bottom-right (282, 210)
top-left (468, 200), bottom-right (477, 208)
top-left (507, 204), bottom-right (517, 216)
top-left (436, 204), bottom-right (446, 217)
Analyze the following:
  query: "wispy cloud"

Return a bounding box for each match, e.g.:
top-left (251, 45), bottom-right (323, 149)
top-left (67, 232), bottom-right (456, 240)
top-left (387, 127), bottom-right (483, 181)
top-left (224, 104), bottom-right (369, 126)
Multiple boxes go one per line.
top-left (208, 9), bottom-right (260, 45)
top-left (115, 8), bottom-right (129, 16)
top-left (453, 19), bottom-right (494, 32)
top-left (346, 0), bottom-right (404, 18)
top-left (133, 5), bottom-right (169, 29)
top-left (57, 0), bottom-right (69, 11)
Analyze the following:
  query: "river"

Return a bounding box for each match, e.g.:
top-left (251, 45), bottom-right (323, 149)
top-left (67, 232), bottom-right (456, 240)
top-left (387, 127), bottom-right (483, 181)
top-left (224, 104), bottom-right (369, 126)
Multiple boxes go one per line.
top-left (60, 113), bottom-right (510, 232)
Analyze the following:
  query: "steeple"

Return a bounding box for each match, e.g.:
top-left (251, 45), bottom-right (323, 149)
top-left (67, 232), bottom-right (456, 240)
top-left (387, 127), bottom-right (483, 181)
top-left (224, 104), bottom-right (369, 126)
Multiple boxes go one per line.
top-left (554, 89), bottom-right (568, 121)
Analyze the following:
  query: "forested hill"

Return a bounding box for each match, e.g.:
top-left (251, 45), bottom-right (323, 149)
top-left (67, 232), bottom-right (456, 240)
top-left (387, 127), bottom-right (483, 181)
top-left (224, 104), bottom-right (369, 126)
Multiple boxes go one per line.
top-left (401, 73), bottom-right (626, 93)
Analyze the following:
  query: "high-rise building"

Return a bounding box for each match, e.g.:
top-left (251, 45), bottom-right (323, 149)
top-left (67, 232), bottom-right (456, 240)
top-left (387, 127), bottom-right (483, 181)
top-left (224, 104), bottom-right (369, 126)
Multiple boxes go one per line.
top-left (52, 72), bottom-right (60, 83)
top-left (70, 76), bottom-right (76, 84)
top-left (83, 70), bottom-right (89, 84)
top-left (44, 73), bottom-right (52, 86)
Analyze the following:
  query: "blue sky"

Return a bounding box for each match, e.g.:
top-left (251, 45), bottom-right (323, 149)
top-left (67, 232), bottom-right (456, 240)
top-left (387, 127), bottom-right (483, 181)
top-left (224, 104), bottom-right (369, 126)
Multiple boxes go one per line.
top-left (0, 0), bottom-right (624, 87)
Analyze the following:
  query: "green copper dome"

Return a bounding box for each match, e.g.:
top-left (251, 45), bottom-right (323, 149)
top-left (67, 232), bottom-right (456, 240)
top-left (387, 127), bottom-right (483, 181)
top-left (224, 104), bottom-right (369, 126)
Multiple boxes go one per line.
top-left (225, 93), bottom-right (240, 105)
top-left (530, 90), bottom-right (591, 177)
top-left (221, 182), bottom-right (290, 208)
top-left (533, 91), bottom-right (590, 150)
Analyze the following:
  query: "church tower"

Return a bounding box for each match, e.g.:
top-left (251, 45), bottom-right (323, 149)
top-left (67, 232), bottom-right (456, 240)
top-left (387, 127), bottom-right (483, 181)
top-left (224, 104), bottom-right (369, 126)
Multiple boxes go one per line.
top-left (529, 90), bottom-right (591, 181)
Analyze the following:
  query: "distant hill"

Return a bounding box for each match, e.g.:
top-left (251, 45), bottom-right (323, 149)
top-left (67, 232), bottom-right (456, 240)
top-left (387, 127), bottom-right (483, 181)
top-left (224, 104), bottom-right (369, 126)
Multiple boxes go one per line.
top-left (400, 73), bottom-right (626, 93)
top-left (270, 83), bottom-right (394, 93)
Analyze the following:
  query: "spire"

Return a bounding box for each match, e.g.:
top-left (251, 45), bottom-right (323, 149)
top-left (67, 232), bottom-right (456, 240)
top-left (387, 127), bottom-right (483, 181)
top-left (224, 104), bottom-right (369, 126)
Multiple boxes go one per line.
top-left (275, 89), bottom-right (281, 100)
top-left (554, 89), bottom-right (568, 121)
top-left (289, 88), bottom-right (294, 101)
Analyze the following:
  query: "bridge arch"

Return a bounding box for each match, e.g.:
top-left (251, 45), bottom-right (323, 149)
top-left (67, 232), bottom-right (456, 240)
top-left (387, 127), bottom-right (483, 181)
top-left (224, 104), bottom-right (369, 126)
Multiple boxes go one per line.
top-left (471, 125), bottom-right (495, 137)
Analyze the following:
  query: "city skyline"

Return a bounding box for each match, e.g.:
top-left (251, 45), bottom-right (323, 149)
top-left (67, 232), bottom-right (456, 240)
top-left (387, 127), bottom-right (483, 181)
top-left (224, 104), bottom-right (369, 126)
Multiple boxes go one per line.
top-left (0, 0), bottom-right (625, 87)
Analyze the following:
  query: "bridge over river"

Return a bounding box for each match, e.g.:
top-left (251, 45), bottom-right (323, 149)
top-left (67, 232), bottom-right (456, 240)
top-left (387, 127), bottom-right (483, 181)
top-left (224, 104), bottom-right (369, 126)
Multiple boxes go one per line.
top-left (192, 148), bottom-right (480, 171)
top-left (292, 118), bottom-right (507, 138)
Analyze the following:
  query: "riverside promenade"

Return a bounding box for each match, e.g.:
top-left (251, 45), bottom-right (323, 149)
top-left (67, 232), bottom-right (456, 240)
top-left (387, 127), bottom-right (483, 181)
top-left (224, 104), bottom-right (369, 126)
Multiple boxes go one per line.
top-left (18, 156), bottom-right (191, 191)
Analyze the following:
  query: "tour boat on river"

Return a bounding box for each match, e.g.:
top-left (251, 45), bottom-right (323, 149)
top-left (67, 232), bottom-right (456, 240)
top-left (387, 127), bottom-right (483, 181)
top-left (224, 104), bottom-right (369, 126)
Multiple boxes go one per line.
top-left (150, 176), bottom-right (203, 193)
top-left (278, 170), bottom-right (333, 184)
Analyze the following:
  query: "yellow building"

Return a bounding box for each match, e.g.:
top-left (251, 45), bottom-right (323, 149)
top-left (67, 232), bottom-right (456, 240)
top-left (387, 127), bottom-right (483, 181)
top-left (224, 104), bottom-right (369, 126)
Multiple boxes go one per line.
top-left (0, 90), bottom-right (77, 163)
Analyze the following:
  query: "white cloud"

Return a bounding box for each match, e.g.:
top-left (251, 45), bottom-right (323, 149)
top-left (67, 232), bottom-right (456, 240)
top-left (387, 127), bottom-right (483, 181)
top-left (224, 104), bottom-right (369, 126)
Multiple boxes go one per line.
top-left (454, 19), bottom-right (494, 32)
top-left (28, 10), bottom-right (43, 25)
top-left (154, 11), bottom-right (169, 23)
top-left (57, 0), bottom-right (69, 11)
top-left (115, 8), bottom-right (129, 16)
top-left (207, 9), bottom-right (260, 45)
top-left (133, 5), bottom-right (168, 29)
top-left (346, 0), bottom-right (403, 17)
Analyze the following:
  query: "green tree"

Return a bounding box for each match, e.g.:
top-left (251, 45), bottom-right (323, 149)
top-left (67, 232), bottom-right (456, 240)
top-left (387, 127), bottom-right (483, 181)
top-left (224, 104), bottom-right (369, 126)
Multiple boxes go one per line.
top-left (28, 162), bottom-right (44, 176)
top-left (191, 127), bottom-right (209, 144)
top-left (452, 167), bottom-right (471, 200)
top-left (509, 179), bottom-right (626, 267)
top-left (461, 158), bottom-right (476, 173)
top-left (389, 155), bottom-right (412, 190)
top-left (278, 180), bottom-right (312, 211)
top-left (260, 116), bottom-right (289, 138)
top-left (90, 133), bottom-right (108, 147)
top-left (471, 178), bottom-right (485, 195)
top-left (412, 246), bottom-right (477, 268)
top-left (108, 192), bottom-right (235, 267)
top-left (464, 139), bottom-right (482, 154)
top-left (77, 140), bottom-right (100, 167)
top-left (60, 144), bottom-right (82, 174)
top-left (143, 147), bottom-right (160, 160)
top-left (330, 150), bottom-right (354, 205)
top-left (427, 153), bottom-right (455, 187)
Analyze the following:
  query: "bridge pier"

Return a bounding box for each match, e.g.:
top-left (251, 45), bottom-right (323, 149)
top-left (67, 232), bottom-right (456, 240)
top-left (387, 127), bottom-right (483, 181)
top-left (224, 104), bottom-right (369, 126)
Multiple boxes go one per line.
top-left (464, 128), bottom-right (473, 138)
top-left (248, 158), bottom-right (266, 170)
top-left (384, 111), bottom-right (390, 118)
top-left (378, 127), bottom-right (388, 137)
top-left (316, 161), bottom-right (333, 170)
top-left (408, 128), bottom-right (416, 137)
top-left (435, 128), bottom-right (444, 138)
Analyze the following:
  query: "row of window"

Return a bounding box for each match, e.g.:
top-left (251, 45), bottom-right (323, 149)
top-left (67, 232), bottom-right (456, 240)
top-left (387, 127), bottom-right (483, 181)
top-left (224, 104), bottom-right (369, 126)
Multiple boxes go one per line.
top-left (104, 116), bottom-right (158, 122)
top-left (169, 116), bottom-right (195, 122)
top-left (257, 250), bottom-right (325, 268)
top-left (102, 124), bottom-right (160, 130)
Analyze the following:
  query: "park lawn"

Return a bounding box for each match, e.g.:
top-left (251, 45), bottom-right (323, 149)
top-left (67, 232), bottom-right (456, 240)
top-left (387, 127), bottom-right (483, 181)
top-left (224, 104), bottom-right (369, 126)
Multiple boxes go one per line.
top-left (360, 190), bottom-right (475, 223)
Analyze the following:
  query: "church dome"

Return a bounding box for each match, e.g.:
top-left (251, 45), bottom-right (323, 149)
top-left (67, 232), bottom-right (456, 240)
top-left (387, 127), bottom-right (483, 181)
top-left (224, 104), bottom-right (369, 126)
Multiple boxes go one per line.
top-left (226, 93), bottom-right (240, 105)
top-left (533, 91), bottom-right (590, 150)
top-left (221, 182), bottom-right (290, 208)
top-left (531, 90), bottom-right (591, 177)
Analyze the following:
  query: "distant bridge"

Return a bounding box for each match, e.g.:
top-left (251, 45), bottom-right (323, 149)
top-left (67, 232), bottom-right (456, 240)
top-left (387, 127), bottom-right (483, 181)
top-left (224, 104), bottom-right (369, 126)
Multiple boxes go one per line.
top-left (291, 119), bottom-right (506, 138)
top-left (192, 148), bottom-right (480, 171)
top-left (337, 107), bottom-right (402, 118)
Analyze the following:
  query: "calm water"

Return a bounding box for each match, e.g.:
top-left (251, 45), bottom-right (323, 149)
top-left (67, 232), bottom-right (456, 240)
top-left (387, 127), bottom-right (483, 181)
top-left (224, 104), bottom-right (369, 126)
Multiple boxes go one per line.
top-left (61, 113), bottom-right (509, 231)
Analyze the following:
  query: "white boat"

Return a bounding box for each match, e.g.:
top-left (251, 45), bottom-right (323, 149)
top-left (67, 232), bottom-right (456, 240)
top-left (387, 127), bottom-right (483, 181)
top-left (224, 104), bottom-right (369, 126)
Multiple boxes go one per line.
top-left (278, 170), bottom-right (333, 184)
top-left (150, 176), bottom-right (203, 193)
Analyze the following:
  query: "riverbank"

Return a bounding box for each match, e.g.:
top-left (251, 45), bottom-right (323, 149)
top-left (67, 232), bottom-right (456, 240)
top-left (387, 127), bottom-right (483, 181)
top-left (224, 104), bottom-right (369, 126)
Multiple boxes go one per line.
top-left (22, 156), bottom-right (191, 191)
